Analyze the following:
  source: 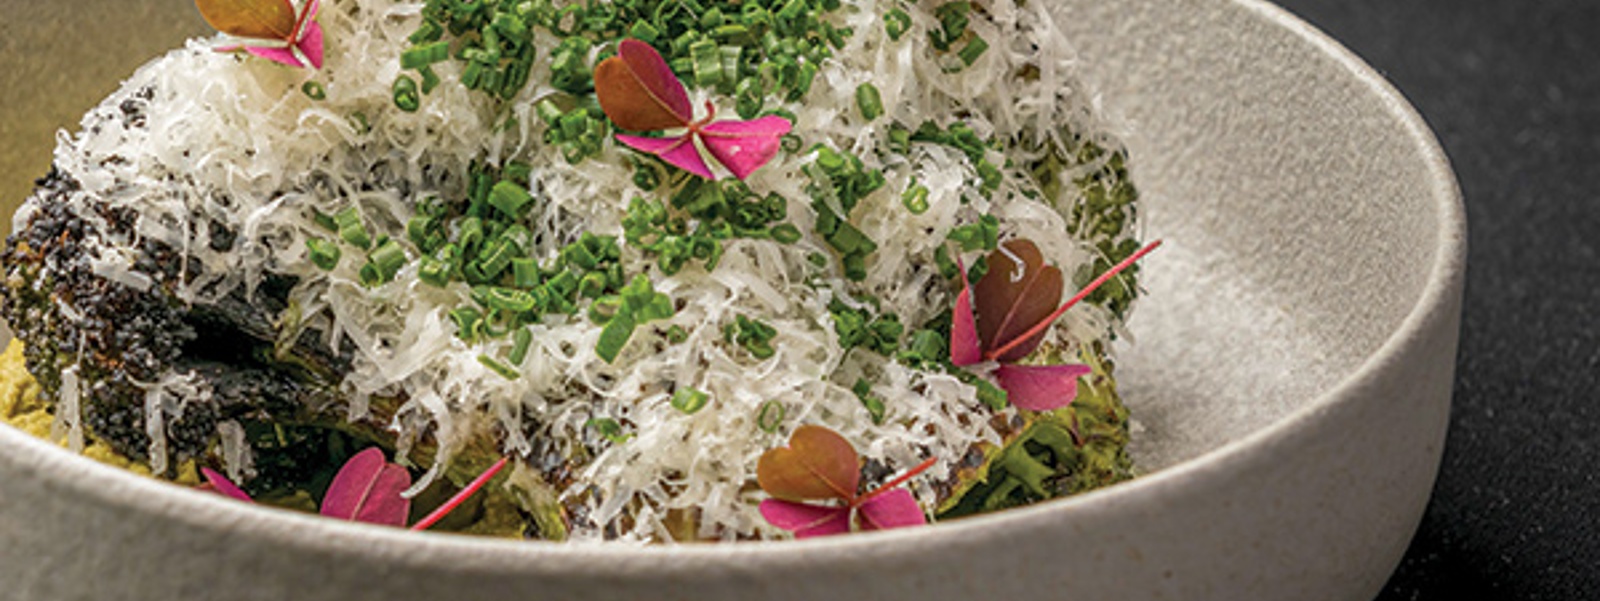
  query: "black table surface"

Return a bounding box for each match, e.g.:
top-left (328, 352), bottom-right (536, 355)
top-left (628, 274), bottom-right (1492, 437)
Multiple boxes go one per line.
top-left (1266, 1), bottom-right (1599, 599)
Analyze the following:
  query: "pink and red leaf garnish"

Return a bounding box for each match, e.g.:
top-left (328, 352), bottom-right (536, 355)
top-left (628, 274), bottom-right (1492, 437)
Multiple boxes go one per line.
top-left (595, 39), bottom-right (791, 180)
top-left (197, 0), bottom-right (325, 69)
top-left (756, 425), bottom-right (934, 538)
top-left (951, 239), bottom-right (1162, 411)
top-left (199, 467), bottom-right (254, 503)
top-left (594, 39), bottom-right (694, 131)
top-left (319, 447), bottom-right (413, 526)
top-left (195, 447), bottom-right (509, 532)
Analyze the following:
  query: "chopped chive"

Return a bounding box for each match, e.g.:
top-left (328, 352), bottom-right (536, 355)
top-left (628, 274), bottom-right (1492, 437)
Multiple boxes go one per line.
top-left (512, 257), bottom-right (542, 289)
top-left (852, 379), bottom-right (886, 424)
top-left (477, 239), bottom-right (519, 279)
top-left (596, 309), bottom-right (637, 363)
top-left (665, 325), bottom-right (689, 344)
top-left (902, 182), bottom-right (930, 214)
top-left (958, 35), bottom-right (989, 66)
top-left (401, 41), bottom-right (452, 69)
top-left (671, 387), bottom-right (711, 415)
top-left (407, 214), bottom-right (436, 248)
top-left (586, 418), bottom-right (633, 444)
top-left (393, 75), bottom-right (421, 112)
top-left (855, 82), bottom-right (883, 120)
top-left (419, 65), bottom-right (441, 94)
top-left (362, 238), bottom-right (408, 286)
top-left (488, 180), bottom-right (532, 217)
top-left (588, 296), bottom-right (622, 324)
top-left (450, 307), bottom-right (484, 342)
top-left (334, 207), bottom-right (371, 250)
top-left (578, 271), bottom-right (608, 299)
top-left (509, 327), bottom-right (533, 365)
top-left (311, 208), bottom-right (338, 232)
top-left (479, 286), bottom-right (538, 313)
top-left (769, 223), bottom-right (803, 244)
top-left (756, 400), bottom-right (785, 433)
top-left (884, 8), bottom-right (912, 40)
top-left (418, 256), bottom-right (451, 287)
top-left (976, 159), bottom-right (1002, 193)
top-left (301, 81), bottom-right (327, 101)
top-left (306, 238), bottom-right (341, 271)
top-left (478, 354), bottom-right (521, 380)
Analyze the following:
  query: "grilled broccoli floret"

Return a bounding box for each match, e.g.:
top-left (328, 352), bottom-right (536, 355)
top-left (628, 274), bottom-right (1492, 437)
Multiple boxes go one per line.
top-left (0, 168), bottom-right (353, 477)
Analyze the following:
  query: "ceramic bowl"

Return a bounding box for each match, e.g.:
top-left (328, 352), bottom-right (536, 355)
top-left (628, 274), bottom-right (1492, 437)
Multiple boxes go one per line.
top-left (0, 0), bottom-right (1465, 599)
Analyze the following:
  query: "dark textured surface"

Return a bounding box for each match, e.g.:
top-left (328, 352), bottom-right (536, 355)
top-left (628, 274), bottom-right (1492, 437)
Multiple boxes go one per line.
top-left (1267, 1), bottom-right (1600, 599)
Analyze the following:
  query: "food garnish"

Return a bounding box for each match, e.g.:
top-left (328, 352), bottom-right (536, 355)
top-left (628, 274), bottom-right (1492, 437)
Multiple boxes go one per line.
top-left (951, 239), bottom-right (1163, 410)
top-left (195, 0), bottom-right (325, 69)
top-left (595, 39), bottom-right (792, 180)
top-left (757, 426), bottom-right (935, 538)
top-left (200, 448), bottom-right (509, 531)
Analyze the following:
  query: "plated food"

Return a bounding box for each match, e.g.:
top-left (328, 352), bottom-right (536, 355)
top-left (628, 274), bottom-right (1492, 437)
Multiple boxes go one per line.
top-left (0, 0), bottom-right (1149, 542)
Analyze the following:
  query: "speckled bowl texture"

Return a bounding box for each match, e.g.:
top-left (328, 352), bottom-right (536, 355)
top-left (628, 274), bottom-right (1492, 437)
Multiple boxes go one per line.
top-left (0, 0), bottom-right (1465, 599)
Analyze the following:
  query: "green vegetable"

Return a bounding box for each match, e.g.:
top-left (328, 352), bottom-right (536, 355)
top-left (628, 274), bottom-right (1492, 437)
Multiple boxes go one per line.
top-left (306, 238), bottom-right (341, 271)
top-left (855, 82), bottom-right (883, 120)
top-left (671, 387), bottom-right (711, 414)
top-left (756, 400), bottom-right (786, 433)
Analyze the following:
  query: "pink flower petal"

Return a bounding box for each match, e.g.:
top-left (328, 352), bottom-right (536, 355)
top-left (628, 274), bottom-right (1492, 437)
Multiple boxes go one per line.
top-left (295, 19), bottom-right (324, 69)
top-left (616, 134), bottom-right (714, 179)
top-left (759, 499), bottom-right (852, 538)
top-left (244, 44), bottom-right (308, 68)
top-left (949, 254), bottom-right (982, 366)
top-left (994, 363), bottom-right (1093, 411)
top-left (699, 116), bottom-right (792, 180)
top-left (617, 39), bottom-right (694, 124)
top-left (320, 447), bottom-right (412, 526)
top-left (855, 488), bottom-right (926, 531)
top-left (199, 467), bottom-right (254, 503)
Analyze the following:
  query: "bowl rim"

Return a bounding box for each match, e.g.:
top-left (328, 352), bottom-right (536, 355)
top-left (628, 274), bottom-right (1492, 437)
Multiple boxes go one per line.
top-left (0, 0), bottom-right (1465, 574)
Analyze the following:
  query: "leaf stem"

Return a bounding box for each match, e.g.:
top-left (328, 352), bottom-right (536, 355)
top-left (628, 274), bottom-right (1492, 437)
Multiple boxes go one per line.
top-left (854, 456), bottom-right (939, 506)
top-left (411, 455), bottom-right (511, 531)
top-left (985, 239), bottom-right (1162, 361)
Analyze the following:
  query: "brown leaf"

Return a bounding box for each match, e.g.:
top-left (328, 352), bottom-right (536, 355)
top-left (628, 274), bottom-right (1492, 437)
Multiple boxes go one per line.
top-left (974, 239), bottom-right (1063, 362)
top-left (594, 39), bottom-right (693, 132)
top-left (757, 425), bottom-right (861, 502)
top-left (194, 0), bottom-right (298, 41)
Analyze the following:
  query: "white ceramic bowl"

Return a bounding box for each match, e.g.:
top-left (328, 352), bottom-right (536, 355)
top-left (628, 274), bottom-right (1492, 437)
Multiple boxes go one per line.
top-left (0, 0), bottom-right (1465, 599)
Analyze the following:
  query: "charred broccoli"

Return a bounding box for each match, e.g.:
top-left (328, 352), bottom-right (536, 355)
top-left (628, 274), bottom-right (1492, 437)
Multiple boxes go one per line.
top-left (0, 167), bottom-right (359, 486)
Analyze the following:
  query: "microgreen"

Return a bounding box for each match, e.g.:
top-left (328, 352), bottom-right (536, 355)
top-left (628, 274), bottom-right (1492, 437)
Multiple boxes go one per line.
top-left (198, 448), bottom-right (511, 531)
top-left (595, 39), bottom-right (792, 180)
top-left (949, 238), bottom-right (1161, 411)
top-left (756, 425), bottom-right (934, 538)
top-left (195, 0), bottom-right (325, 69)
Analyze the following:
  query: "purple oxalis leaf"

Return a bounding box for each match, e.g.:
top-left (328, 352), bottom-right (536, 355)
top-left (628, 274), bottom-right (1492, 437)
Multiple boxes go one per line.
top-left (700, 116), bottom-right (792, 180)
top-left (616, 39), bottom-right (693, 124)
top-left (950, 268), bottom-right (982, 367)
top-left (199, 467), bottom-right (254, 503)
top-left (320, 447), bottom-right (412, 526)
top-left (759, 499), bottom-right (852, 539)
top-left (994, 363), bottom-right (1093, 411)
top-left (220, 0), bottom-right (323, 69)
top-left (855, 488), bottom-right (926, 531)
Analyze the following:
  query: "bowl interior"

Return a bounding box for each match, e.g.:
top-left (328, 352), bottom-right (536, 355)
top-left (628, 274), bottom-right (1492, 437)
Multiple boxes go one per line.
top-left (0, 0), bottom-right (1450, 529)
top-left (1058, 0), bottom-right (1452, 471)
